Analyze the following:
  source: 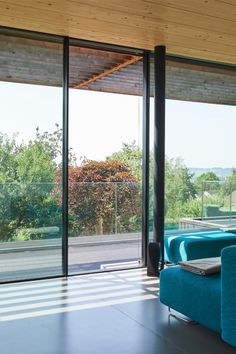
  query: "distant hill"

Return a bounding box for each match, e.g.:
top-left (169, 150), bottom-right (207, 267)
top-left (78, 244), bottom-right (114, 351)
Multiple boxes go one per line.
top-left (189, 167), bottom-right (234, 180)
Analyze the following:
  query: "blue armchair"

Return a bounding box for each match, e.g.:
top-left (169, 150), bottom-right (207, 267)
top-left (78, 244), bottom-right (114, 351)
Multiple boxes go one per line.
top-left (160, 245), bottom-right (236, 348)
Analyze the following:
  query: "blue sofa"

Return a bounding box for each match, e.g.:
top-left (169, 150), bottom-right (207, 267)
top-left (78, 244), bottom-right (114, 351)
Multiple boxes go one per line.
top-left (164, 229), bottom-right (236, 263)
top-left (160, 245), bottom-right (236, 348)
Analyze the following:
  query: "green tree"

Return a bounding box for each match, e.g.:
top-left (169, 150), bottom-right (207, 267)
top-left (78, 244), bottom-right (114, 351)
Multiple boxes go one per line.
top-left (220, 169), bottom-right (236, 196)
top-left (107, 143), bottom-right (198, 228)
top-left (107, 142), bottom-right (146, 231)
top-left (107, 142), bottom-right (142, 182)
top-left (216, 169), bottom-right (236, 214)
top-left (0, 134), bottom-right (18, 183)
top-left (0, 126), bottom-right (62, 241)
top-left (165, 157), bottom-right (196, 223)
top-left (194, 172), bottom-right (220, 194)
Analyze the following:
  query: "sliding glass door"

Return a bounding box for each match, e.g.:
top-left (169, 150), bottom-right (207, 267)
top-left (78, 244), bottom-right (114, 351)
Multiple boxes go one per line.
top-left (165, 60), bottom-right (236, 233)
top-left (0, 32), bottom-right (64, 281)
top-left (68, 44), bottom-right (144, 274)
top-left (0, 29), bottom-right (146, 282)
top-left (164, 59), bottom-right (236, 263)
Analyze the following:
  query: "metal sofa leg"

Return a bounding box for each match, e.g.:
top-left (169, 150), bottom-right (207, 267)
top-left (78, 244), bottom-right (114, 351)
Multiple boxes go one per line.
top-left (168, 307), bottom-right (198, 325)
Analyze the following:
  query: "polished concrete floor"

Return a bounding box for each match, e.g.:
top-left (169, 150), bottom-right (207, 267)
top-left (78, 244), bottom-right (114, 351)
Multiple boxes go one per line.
top-left (0, 268), bottom-right (235, 354)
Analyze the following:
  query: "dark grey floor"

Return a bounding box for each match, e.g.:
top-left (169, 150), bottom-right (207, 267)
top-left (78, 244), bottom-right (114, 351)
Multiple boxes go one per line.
top-left (0, 269), bottom-right (235, 354)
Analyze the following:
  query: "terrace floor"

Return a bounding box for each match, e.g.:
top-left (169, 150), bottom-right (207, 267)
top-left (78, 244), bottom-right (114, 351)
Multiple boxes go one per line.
top-left (0, 233), bottom-right (142, 281)
top-left (0, 268), bottom-right (235, 354)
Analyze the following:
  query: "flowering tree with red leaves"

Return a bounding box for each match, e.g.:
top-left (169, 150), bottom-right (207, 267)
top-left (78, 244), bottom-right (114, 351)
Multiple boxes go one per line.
top-left (68, 160), bottom-right (141, 235)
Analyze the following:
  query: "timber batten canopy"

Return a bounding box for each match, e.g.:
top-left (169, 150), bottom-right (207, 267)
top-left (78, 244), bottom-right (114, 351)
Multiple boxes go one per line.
top-left (0, 33), bottom-right (236, 105)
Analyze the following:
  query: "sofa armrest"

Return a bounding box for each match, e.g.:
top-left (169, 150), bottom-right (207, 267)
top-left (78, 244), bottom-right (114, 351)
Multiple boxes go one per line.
top-left (221, 245), bottom-right (236, 347)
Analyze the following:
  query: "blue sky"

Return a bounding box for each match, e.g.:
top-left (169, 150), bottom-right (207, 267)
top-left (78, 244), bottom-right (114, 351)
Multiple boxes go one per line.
top-left (1, 81), bottom-right (235, 168)
top-left (165, 100), bottom-right (236, 168)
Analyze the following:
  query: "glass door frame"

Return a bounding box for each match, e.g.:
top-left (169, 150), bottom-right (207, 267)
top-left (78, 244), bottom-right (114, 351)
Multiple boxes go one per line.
top-left (0, 26), bottom-right (151, 283)
top-left (63, 38), bottom-right (150, 277)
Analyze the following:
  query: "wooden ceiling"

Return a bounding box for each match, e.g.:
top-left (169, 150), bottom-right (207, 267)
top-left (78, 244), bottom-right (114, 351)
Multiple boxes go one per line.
top-left (0, 0), bottom-right (236, 65)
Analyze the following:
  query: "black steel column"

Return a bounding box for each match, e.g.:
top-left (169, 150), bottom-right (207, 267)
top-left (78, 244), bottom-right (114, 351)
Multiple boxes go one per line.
top-left (147, 46), bottom-right (166, 276)
top-left (142, 52), bottom-right (150, 267)
top-left (62, 37), bottom-right (69, 277)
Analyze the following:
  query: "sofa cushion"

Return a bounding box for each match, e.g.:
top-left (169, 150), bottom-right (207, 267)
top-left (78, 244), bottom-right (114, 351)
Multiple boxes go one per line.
top-left (221, 246), bottom-right (236, 347)
top-left (164, 230), bottom-right (236, 263)
top-left (160, 266), bottom-right (221, 333)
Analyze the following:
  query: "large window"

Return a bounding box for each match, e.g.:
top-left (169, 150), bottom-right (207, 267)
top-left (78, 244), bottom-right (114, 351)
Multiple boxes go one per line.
top-left (0, 30), bottom-right (146, 282)
top-left (68, 45), bottom-right (143, 274)
top-left (165, 60), bottom-right (236, 233)
top-left (0, 33), bottom-right (63, 281)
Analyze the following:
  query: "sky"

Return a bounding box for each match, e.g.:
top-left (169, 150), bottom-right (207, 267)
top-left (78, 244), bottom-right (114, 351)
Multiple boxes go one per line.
top-left (165, 100), bottom-right (236, 168)
top-left (1, 81), bottom-right (235, 168)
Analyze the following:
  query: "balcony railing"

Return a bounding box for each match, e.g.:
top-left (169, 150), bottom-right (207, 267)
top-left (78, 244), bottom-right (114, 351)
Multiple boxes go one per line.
top-left (0, 181), bottom-right (141, 244)
top-left (180, 180), bottom-right (236, 230)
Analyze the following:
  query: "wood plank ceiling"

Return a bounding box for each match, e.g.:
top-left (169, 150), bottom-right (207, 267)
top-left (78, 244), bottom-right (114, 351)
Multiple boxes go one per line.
top-left (0, 0), bottom-right (236, 65)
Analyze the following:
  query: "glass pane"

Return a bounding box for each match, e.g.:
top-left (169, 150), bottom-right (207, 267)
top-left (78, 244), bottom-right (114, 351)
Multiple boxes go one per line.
top-left (0, 33), bottom-right (63, 281)
top-left (68, 45), bottom-right (143, 274)
top-left (164, 59), bottom-right (236, 262)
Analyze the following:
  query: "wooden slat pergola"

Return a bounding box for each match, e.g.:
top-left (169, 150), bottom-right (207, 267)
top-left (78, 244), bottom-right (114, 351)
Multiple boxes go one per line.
top-left (0, 33), bottom-right (236, 105)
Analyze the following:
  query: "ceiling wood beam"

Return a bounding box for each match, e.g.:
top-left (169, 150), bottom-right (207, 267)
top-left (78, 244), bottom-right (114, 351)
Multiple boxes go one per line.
top-left (73, 55), bottom-right (142, 89)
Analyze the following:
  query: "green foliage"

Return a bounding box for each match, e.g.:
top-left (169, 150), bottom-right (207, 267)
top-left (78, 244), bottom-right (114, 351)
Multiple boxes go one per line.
top-left (220, 169), bottom-right (236, 197)
top-left (16, 142), bottom-right (54, 184)
top-left (12, 228), bottom-right (33, 242)
top-left (194, 172), bottom-right (220, 193)
top-left (165, 157), bottom-right (196, 223)
top-left (108, 144), bottom-right (198, 228)
top-left (3, 125), bottom-right (236, 241)
top-left (183, 198), bottom-right (202, 218)
top-left (107, 142), bottom-right (142, 182)
top-left (0, 134), bottom-right (18, 183)
top-left (35, 124), bottom-right (62, 162)
top-left (165, 197), bottom-right (202, 224)
top-left (0, 126), bottom-right (62, 242)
